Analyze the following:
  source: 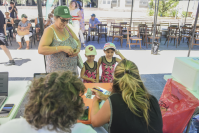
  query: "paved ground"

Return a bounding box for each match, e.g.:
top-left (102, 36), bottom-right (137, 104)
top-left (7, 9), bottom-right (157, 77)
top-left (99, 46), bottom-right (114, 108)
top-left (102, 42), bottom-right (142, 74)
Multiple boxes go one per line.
top-left (0, 35), bottom-right (199, 120)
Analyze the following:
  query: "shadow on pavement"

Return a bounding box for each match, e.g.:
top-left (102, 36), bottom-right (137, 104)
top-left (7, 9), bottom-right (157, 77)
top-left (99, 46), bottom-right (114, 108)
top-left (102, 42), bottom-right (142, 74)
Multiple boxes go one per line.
top-left (0, 58), bottom-right (31, 66)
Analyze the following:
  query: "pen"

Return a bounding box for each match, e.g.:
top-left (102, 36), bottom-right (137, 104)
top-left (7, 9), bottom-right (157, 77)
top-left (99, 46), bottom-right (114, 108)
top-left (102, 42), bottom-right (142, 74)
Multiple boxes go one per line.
top-left (93, 88), bottom-right (103, 92)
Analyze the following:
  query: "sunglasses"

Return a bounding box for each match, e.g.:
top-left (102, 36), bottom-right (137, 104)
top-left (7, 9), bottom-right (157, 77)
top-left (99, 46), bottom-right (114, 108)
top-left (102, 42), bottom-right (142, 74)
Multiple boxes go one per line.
top-left (24, 17), bottom-right (27, 18)
top-left (59, 17), bottom-right (69, 23)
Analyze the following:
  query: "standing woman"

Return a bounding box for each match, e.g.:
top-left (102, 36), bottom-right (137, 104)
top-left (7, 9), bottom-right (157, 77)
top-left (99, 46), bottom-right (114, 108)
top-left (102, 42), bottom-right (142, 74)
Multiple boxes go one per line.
top-left (38, 6), bottom-right (81, 74)
top-left (76, 1), bottom-right (86, 47)
top-left (69, 1), bottom-right (83, 41)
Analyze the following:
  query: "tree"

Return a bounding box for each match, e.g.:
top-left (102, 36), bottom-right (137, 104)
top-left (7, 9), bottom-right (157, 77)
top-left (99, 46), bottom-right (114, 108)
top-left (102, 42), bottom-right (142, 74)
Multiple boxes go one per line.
top-left (149, 0), bottom-right (179, 17)
top-left (158, 0), bottom-right (179, 16)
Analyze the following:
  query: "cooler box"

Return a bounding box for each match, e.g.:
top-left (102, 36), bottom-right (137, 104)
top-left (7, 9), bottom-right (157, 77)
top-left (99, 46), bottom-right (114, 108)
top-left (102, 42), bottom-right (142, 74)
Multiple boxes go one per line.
top-left (172, 57), bottom-right (199, 92)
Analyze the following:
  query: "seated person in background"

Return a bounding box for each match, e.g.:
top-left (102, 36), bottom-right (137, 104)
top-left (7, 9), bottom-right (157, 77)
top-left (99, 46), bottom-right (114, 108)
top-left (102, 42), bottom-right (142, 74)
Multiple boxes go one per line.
top-left (91, 59), bottom-right (163, 133)
top-left (5, 12), bottom-right (14, 38)
top-left (16, 14), bottom-right (32, 50)
top-left (44, 13), bottom-right (54, 28)
top-left (88, 14), bottom-right (101, 41)
top-left (35, 14), bottom-right (45, 41)
top-left (0, 71), bottom-right (96, 133)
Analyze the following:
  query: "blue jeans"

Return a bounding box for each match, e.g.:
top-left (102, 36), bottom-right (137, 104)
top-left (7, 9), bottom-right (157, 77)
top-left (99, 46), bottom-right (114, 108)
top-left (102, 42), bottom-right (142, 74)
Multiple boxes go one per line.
top-left (6, 27), bottom-right (13, 37)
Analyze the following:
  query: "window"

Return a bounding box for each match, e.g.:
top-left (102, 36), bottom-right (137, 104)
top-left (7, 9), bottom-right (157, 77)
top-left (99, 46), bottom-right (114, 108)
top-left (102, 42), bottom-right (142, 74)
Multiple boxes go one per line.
top-left (103, 0), bottom-right (106, 4)
top-left (107, 0), bottom-right (110, 4)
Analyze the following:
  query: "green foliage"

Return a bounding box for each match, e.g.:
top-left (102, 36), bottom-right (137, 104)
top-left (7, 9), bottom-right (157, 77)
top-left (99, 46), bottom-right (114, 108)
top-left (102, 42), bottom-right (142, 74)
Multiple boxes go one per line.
top-left (83, 0), bottom-right (90, 4)
top-left (149, 0), bottom-right (154, 9)
top-left (182, 11), bottom-right (187, 18)
top-left (148, 9), bottom-right (154, 16)
top-left (171, 9), bottom-right (177, 17)
top-left (158, 0), bottom-right (179, 17)
top-left (149, 0), bottom-right (179, 17)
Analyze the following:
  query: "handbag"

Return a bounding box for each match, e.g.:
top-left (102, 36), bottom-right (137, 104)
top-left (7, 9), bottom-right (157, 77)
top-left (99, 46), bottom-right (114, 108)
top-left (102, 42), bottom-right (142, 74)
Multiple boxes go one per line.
top-left (65, 26), bottom-right (83, 69)
top-left (17, 29), bottom-right (29, 36)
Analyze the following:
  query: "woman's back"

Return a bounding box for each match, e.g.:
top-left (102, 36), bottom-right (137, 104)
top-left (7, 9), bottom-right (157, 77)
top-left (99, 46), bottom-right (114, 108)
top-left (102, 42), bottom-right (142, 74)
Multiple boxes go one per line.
top-left (108, 93), bottom-right (163, 133)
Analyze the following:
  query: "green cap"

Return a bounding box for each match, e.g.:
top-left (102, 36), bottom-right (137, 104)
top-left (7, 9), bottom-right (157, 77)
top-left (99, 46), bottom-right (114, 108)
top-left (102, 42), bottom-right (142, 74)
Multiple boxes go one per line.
top-left (54, 6), bottom-right (72, 18)
top-left (91, 14), bottom-right (95, 17)
top-left (21, 14), bottom-right (27, 18)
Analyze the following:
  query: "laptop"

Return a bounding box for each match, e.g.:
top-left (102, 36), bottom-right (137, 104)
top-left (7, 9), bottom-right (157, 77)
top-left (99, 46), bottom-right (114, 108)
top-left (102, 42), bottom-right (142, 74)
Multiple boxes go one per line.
top-left (0, 72), bottom-right (8, 108)
top-left (34, 73), bottom-right (48, 79)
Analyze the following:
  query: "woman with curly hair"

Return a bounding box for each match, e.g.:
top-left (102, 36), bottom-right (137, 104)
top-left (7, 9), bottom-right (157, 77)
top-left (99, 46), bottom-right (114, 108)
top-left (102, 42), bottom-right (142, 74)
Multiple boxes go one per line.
top-left (0, 71), bottom-right (96, 133)
top-left (91, 59), bottom-right (163, 133)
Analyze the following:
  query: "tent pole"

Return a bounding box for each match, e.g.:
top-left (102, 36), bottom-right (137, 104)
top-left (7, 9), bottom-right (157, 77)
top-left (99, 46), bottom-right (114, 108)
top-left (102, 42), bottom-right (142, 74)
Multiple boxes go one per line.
top-left (151, 0), bottom-right (159, 53)
top-left (187, 3), bottom-right (199, 57)
top-left (185, 0), bottom-right (190, 25)
top-left (129, 0), bottom-right (134, 27)
top-left (59, 0), bottom-right (63, 6)
top-left (37, 0), bottom-right (46, 72)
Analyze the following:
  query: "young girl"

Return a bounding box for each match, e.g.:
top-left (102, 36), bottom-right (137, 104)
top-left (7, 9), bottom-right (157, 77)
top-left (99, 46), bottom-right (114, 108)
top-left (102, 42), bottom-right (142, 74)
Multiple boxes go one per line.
top-left (97, 42), bottom-right (125, 83)
top-left (81, 45), bottom-right (98, 83)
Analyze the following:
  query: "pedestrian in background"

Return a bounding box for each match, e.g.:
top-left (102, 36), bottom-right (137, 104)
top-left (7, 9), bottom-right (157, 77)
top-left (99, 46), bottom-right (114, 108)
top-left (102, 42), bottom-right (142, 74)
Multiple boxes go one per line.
top-left (76, 1), bottom-right (86, 47)
top-left (44, 13), bottom-right (54, 28)
top-left (0, 10), bottom-right (15, 66)
top-left (69, 0), bottom-right (82, 38)
top-left (9, 1), bottom-right (18, 19)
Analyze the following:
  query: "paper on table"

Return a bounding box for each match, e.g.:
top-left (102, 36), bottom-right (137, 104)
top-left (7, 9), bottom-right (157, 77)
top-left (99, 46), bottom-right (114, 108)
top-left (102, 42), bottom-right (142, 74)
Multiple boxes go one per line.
top-left (85, 87), bottom-right (110, 99)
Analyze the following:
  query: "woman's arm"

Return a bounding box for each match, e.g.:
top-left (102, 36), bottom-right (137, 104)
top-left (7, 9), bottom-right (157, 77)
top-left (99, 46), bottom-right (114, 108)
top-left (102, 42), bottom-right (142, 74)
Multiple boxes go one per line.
top-left (96, 57), bottom-right (102, 82)
top-left (115, 50), bottom-right (125, 63)
top-left (91, 97), bottom-right (111, 127)
top-left (35, 18), bottom-right (37, 26)
top-left (11, 18), bottom-right (14, 25)
top-left (38, 27), bottom-right (73, 55)
top-left (81, 65), bottom-right (95, 82)
top-left (24, 23), bottom-right (31, 31)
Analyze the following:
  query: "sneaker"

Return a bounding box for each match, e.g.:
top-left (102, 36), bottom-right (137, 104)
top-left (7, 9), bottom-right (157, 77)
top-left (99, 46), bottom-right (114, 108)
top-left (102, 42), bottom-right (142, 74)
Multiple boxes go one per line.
top-left (88, 36), bottom-right (90, 41)
top-left (4, 60), bottom-right (15, 66)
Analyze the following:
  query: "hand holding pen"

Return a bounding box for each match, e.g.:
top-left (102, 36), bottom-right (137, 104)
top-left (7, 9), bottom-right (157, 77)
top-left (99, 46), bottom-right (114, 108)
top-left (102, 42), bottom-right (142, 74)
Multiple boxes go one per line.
top-left (91, 87), bottom-right (105, 100)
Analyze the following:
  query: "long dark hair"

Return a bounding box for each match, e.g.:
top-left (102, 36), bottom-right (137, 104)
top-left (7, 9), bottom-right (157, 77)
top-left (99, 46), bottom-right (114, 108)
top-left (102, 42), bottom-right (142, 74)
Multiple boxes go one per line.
top-left (76, 1), bottom-right (82, 10)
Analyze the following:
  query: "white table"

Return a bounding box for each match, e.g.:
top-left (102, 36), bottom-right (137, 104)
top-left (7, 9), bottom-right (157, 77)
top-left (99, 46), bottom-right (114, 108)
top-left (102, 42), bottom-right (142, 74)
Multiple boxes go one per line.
top-left (164, 57), bottom-right (199, 99)
top-left (0, 81), bottom-right (30, 125)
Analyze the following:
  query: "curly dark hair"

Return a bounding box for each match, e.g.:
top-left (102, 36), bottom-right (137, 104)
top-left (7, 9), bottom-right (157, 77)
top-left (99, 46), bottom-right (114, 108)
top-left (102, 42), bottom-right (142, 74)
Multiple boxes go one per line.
top-left (24, 71), bottom-right (86, 132)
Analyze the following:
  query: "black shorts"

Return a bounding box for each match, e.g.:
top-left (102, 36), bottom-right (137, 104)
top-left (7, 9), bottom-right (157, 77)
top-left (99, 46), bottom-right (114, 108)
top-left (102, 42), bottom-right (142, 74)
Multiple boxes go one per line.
top-left (0, 32), bottom-right (8, 46)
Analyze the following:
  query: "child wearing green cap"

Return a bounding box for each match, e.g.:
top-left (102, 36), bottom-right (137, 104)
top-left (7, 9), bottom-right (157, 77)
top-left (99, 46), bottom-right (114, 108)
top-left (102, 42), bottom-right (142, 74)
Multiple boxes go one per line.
top-left (81, 45), bottom-right (98, 83)
top-left (97, 42), bottom-right (125, 83)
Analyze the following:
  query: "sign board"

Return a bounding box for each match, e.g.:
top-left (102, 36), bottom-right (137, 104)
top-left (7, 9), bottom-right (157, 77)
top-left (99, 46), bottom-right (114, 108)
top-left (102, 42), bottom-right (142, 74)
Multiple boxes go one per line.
top-left (139, 0), bottom-right (148, 8)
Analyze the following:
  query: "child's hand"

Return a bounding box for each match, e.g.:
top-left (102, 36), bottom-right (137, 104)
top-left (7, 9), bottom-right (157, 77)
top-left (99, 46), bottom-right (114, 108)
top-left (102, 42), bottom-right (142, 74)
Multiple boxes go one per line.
top-left (115, 50), bottom-right (121, 55)
top-left (91, 79), bottom-right (97, 83)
